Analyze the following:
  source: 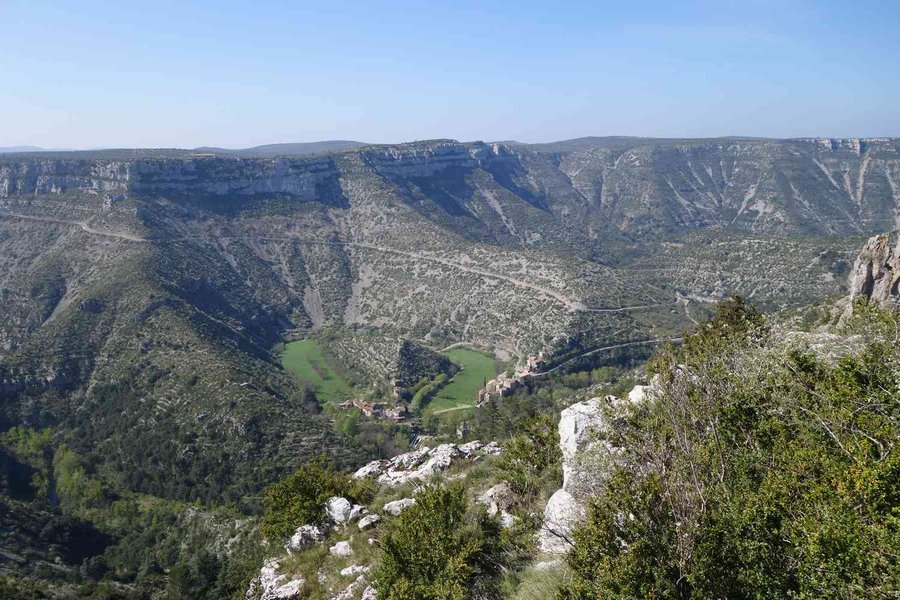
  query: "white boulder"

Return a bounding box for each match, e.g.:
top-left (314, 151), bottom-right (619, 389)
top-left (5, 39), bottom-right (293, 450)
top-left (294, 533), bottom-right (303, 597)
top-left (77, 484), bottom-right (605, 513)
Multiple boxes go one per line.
top-left (383, 498), bottom-right (416, 516)
top-left (538, 489), bottom-right (585, 554)
top-left (329, 541), bottom-right (353, 557)
top-left (285, 524), bottom-right (326, 555)
top-left (627, 385), bottom-right (646, 403)
top-left (326, 497), bottom-right (353, 525)
top-left (357, 514), bottom-right (381, 530)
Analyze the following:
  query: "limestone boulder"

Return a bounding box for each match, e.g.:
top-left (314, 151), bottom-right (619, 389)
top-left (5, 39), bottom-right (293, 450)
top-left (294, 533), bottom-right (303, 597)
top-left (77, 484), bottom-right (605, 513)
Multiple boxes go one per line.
top-left (329, 541), bottom-right (353, 557)
top-left (247, 558), bottom-right (304, 600)
top-left (383, 498), bottom-right (416, 516)
top-left (325, 497), bottom-right (353, 525)
top-left (357, 514), bottom-right (381, 530)
top-left (285, 524), bottom-right (326, 555)
top-left (538, 489), bottom-right (585, 555)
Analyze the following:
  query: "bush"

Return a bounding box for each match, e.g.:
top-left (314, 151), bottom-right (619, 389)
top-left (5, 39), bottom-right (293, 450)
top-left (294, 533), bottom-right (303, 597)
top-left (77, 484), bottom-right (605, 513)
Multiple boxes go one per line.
top-left (375, 483), bottom-right (503, 600)
top-left (498, 414), bottom-right (561, 500)
top-left (260, 460), bottom-right (351, 541)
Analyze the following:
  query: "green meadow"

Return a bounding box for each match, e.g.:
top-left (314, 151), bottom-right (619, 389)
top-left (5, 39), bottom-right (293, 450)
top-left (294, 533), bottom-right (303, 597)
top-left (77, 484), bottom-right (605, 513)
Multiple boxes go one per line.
top-left (279, 338), bottom-right (353, 404)
top-left (426, 348), bottom-right (498, 415)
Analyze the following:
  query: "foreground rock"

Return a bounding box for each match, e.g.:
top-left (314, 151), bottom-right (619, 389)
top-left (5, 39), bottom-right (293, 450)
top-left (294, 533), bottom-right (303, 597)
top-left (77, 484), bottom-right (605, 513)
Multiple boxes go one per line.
top-left (383, 498), bottom-right (416, 516)
top-left (329, 541), bottom-right (353, 557)
top-left (539, 489), bottom-right (585, 554)
top-left (325, 497), bottom-right (353, 525)
top-left (246, 558), bottom-right (304, 600)
top-left (357, 514), bottom-right (381, 530)
top-left (539, 385), bottom-right (653, 554)
top-left (285, 524), bottom-right (326, 554)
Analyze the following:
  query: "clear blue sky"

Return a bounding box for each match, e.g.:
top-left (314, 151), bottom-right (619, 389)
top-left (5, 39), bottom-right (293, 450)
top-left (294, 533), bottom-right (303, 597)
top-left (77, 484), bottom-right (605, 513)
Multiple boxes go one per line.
top-left (3, 0), bottom-right (898, 148)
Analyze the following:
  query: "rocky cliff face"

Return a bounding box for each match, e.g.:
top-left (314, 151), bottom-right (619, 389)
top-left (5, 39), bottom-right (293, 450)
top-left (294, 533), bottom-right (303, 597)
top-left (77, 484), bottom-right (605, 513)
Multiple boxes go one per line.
top-left (843, 231), bottom-right (900, 318)
top-left (538, 384), bottom-right (653, 554)
top-left (4, 137), bottom-right (898, 237)
top-left (0, 156), bottom-right (343, 202)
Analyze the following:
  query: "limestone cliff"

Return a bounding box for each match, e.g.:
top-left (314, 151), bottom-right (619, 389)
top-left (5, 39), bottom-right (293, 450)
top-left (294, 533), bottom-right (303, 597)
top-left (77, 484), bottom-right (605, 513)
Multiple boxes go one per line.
top-left (842, 231), bottom-right (900, 318)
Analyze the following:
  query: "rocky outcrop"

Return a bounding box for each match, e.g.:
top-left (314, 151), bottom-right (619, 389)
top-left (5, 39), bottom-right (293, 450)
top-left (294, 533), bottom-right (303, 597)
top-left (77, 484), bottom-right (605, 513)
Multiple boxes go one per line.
top-left (842, 232), bottom-right (900, 319)
top-left (0, 156), bottom-right (343, 202)
top-left (539, 489), bottom-right (585, 554)
top-left (538, 384), bottom-right (654, 554)
top-left (245, 558), bottom-right (304, 600)
top-left (352, 441), bottom-right (501, 486)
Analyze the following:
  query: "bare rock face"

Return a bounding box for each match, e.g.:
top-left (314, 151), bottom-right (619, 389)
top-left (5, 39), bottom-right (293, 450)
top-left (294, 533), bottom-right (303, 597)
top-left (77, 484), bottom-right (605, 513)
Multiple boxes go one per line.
top-left (246, 558), bottom-right (304, 600)
top-left (352, 441), bottom-right (500, 486)
top-left (538, 489), bottom-right (585, 554)
top-left (843, 232), bottom-right (900, 319)
top-left (558, 399), bottom-right (605, 491)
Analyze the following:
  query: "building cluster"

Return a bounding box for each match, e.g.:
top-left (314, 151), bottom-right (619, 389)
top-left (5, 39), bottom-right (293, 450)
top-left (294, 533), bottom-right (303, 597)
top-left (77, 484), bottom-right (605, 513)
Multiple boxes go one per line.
top-left (476, 354), bottom-right (545, 405)
top-left (338, 398), bottom-right (408, 421)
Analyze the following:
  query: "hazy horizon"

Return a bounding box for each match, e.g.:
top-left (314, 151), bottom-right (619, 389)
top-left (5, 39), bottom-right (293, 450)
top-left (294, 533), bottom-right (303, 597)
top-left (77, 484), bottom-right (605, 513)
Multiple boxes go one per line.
top-left (4, 0), bottom-right (899, 149)
top-left (5, 133), bottom-right (900, 154)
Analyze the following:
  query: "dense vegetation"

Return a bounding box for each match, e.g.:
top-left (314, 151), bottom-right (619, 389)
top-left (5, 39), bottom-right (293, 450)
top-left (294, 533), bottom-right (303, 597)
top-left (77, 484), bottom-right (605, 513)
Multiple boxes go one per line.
top-left (560, 298), bottom-right (900, 599)
top-left (0, 427), bottom-right (265, 600)
top-left (375, 484), bottom-right (504, 600)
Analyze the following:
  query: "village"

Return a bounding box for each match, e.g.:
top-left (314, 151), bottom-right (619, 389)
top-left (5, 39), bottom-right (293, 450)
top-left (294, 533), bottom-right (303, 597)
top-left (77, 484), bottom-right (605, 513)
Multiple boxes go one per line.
top-left (336, 353), bottom-right (548, 421)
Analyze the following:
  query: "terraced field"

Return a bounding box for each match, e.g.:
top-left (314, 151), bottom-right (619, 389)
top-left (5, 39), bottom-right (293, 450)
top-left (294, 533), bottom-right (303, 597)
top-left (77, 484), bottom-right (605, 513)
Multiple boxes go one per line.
top-left (279, 338), bottom-right (354, 403)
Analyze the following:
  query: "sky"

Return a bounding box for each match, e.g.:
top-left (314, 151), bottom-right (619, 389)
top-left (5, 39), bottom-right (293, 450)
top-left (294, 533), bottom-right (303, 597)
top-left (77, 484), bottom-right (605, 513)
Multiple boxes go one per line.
top-left (2, 0), bottom-right (899, 148)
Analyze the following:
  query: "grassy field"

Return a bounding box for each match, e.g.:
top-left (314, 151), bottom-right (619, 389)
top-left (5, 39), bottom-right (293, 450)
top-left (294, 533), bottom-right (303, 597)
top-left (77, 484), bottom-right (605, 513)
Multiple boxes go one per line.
top-left (426, 348), bottom-right (498, 415)
top-left (279, 338), bottom-right (353, 404)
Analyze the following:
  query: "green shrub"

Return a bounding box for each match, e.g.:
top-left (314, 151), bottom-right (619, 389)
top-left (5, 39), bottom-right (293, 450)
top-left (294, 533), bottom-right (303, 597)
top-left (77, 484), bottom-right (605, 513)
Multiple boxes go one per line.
top-left (375, 483), bottom-right (503, 600)
top-left (260, 459), bottom-right (351, 541)
top-left (498, 414), bottom-right (562, 500)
